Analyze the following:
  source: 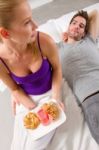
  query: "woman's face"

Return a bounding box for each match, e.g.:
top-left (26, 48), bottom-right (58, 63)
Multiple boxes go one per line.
top-left (8, 1), bottom-right (37, 45)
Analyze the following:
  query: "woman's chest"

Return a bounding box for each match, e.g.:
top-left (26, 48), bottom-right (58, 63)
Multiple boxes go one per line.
top-left (6, 54), bottom-right (43, 76)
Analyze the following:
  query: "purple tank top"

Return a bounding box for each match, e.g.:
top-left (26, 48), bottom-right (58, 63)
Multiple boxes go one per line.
top-left (0, 32), bottom-right (52, 95)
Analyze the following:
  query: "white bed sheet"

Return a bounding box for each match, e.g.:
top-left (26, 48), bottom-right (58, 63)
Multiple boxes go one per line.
top-left (38, 3), bottom-right (99, 150)
top-left (47, 80), bottom-right (99, 150)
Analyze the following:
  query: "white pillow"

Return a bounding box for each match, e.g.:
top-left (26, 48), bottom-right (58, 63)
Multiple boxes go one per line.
top-left (38, 3), bottom-right (99, 44)
top-left (37, 19), bottom-right (63, 43)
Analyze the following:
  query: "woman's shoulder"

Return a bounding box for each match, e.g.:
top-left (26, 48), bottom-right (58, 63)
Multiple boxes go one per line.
top-left (38, 31), bottom-right (55, 45)
top-left (37, 31), bottom-right (57, 55)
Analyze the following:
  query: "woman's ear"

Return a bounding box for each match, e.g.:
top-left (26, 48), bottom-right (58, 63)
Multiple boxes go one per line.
top-left (0, 28), bottom-right (9, 39)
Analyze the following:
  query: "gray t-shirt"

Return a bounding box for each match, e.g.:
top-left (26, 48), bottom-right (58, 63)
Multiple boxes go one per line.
top-left (58, 35), bottom-right (99, 102)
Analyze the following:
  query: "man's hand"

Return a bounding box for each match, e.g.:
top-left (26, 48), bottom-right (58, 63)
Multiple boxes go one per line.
top-left (62, 32), bottom-right (68, 42)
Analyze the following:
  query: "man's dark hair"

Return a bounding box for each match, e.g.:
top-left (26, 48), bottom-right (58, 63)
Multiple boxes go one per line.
top-left (70, 10), bottom-right (89, 35)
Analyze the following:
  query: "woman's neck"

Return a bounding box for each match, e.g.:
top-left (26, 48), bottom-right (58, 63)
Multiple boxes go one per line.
top-left (7, 39), bottom-right (28, 54)
top-left (0, 38), bottom-right (37, 63)
top-left (0, 40), bottom-right (28, 61)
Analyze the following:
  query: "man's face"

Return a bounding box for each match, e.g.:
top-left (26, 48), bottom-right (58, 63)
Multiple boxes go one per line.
top-left (68, 16), bottom-right (86, 40)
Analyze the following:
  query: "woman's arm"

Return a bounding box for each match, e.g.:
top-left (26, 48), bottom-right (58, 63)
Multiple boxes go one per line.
top-left (40, 32), bottom-right (62, 101)
top-left (0, 61), bottom-right (35, 110)
top-left (88, 9), bottom-right (99, 40)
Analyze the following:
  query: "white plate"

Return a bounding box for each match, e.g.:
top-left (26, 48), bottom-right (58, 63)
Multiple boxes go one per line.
top-left (23, 99), bottom-right (66, 141)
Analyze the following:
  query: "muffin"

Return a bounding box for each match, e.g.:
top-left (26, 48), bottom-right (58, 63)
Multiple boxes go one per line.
top-left (42, 102), bottom-right (60, 120)
top-left (23, 112), bottom-right (40, 129)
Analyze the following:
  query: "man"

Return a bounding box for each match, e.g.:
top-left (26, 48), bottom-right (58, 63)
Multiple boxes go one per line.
top-left (58, 9), bottom-right (99, 144)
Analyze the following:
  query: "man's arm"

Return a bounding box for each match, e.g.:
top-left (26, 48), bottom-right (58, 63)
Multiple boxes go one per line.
top-left (88, 9), bottom-right (99, 40)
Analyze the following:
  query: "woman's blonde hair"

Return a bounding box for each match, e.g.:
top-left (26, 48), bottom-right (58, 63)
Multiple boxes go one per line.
top-left (0, 0), bottom-right (25, 41)
top-left (0, 0), bottom-right (24, 28)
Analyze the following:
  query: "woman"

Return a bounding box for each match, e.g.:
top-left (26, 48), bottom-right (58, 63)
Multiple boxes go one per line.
top-left (0, 0), bottom-right (63, 149)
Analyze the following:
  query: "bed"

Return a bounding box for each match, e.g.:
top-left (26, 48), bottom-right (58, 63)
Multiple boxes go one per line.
top-left (38, 3), bottom-right (99, 150)
top-left (0, 3), bottom-right (99, 150)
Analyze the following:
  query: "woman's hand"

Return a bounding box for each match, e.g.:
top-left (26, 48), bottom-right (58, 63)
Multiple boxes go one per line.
top-left (11, 93), bottom-right (36, 115)
top-left (51, 98), bottom-right (65, 111)
top-left (58, 101), bottom-right (65, 110)
top-left (11, 95), bottom-right (20, 115)
top-left (11, 87), bottom-right (36, 113)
